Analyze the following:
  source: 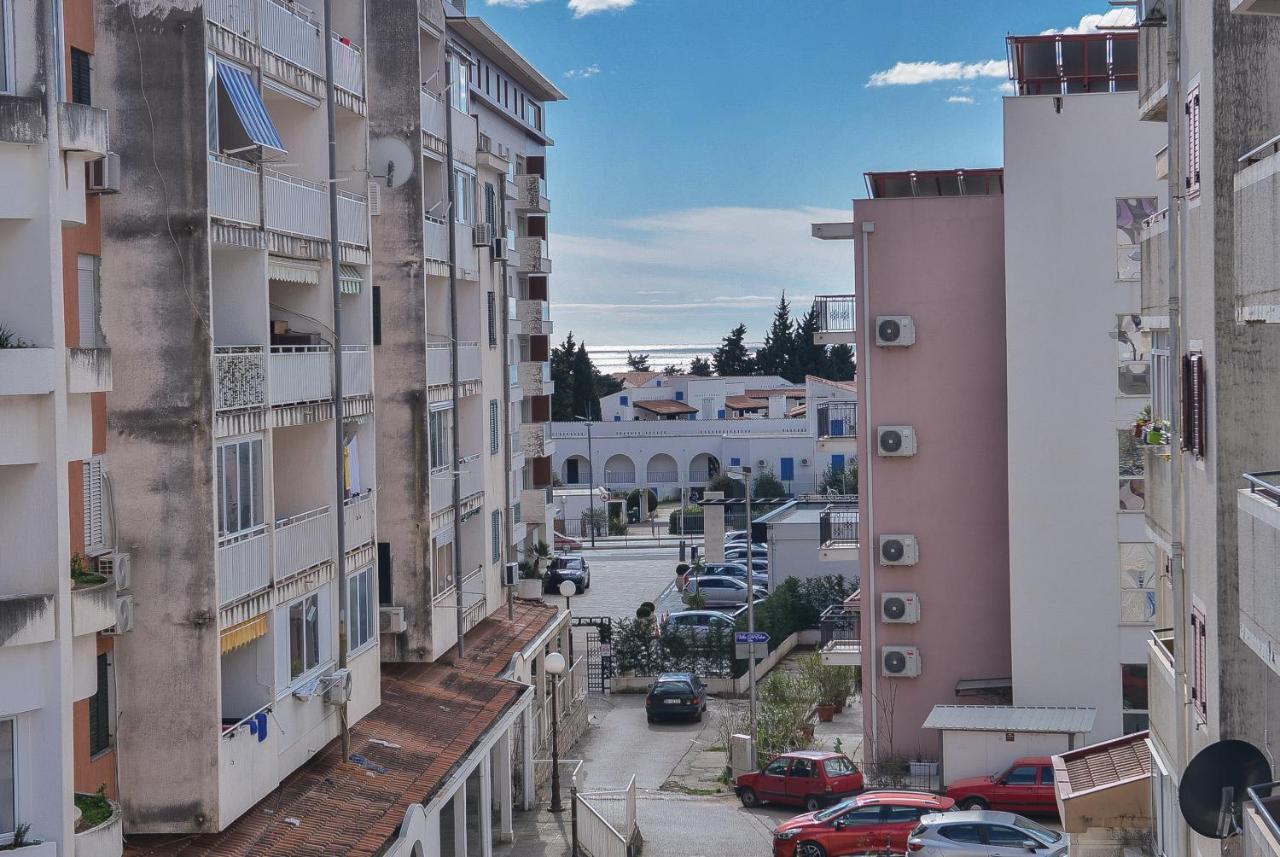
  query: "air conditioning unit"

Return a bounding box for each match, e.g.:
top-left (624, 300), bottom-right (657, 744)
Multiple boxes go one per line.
top-left (756, 459), bottom-right (767, 467)
top-left (87, 152), bottom-right (121, 195)
top-left (104, 595), bottom-right (135, 635)
top-left (379, 606), bottom-right (407, 634)
top-left (98, 552), bottom-right (132, 592)
top-left (800, 458), bottom-right (810, 467)
top-left (473, 223), bottom-right (496, 246)
top-left (882, 645), bottom-right (921, 678)
top-left (875, 315), bottom-right (915, 347)
top-left (324, 668), bottom-right (352, 706)
top-left (881, 592), bottom-right (920, 624)
top-left (879, 534), bottom-right (919, 566)
top-left (503, 562), bottom-right (519, 587)
top-left (877, 426), bottom-right (917, 457)
top-left (493, 237), bottom-right (509, 260)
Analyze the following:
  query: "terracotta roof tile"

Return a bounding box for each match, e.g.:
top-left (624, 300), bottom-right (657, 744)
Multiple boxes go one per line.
top-left (632, 399), bottom-right (698, 415)
top-left (725, 395), bottom-right (768, 411)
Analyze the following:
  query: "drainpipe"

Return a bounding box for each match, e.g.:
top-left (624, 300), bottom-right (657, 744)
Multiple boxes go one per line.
top-left (859, 220), bottom-right (878, 765)
top-left (443, 49), bottom-right (465, 658)
top-left (499, 169), bottom-right (514, 621)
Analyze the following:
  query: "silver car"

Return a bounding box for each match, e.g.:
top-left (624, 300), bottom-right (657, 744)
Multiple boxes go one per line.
top-left (908, 811), bottom-right (1067, 857)
top-left (684, 575), bottom-right (750, 606)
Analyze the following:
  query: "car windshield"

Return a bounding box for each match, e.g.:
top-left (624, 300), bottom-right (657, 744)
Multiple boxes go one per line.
top-left (559, 558), bottom-right (583, 570)
top-left (1013, 816), bottom-right (1062, 843)
top-left (652, 681), bottom-right (689, 693)
top-left (814, 798), bottom-right (857, 821)
top-left (824, 757), bottom-right (856, 776)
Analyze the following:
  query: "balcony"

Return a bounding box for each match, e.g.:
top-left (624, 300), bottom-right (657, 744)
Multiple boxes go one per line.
top-left (418, 0), bottom-right (445, 31)
top-left (263, 169), bottom-right (325, 240)
top-left (819, 604), bottom-right (861, 667)
top-left (218, 702), bottom-right (280, 828)
top-left (1137, 24), bottom-right (1167, 121)
top-left (420, 87), bottom-right (445, 155)
top-left (273, 506), bottom-right (334, 581)
top-left (1147, 628), bottom-right (1176, 753)
top-left (1246, 783), bottom-right (1280, 857)
top-left (209, 155), bottom-right (262, 226)
top-left (521, 485), bottom-right (553, 519)
top-left (458, 453), bottom-right (484, 501)
top-left (424, 215), bottom-right (450, 267)
top-left (819, 507), bottom-right (860, 562)
top-left (0, 93), bottom-right (45, 146)
top-left (1236, 142), bottom-right (1280, 322)
top-left (207, 158), bottom-right (369, 250)
top-left (426, 341), bottom-right (482, 388)
top-left (1140, 208), bottom-right (1170, 314)
top-left (816, 401), bottom-right (857, 446)
top-left (270, 345), bottom-right (332, 406)
top-left (214, 347), bottom-right (268, 412)
top-left (57, 101), bottom-right (109, 156)
top-left (345, 490), bottom-right (376, 551)
top-left (1144, 445), bottom-right (1173, 550)
top-left (0, 593), bottom-right (55, 649)
top-left (517, 237), bottom-right (551, 274)
top-left (341, 344), bottom-right (372, 397)
top-left (71, 580), bottom-right (119, 637)
top-left (813, 295), bottom-right (855, 345)
top-left (514, 173), bottom-right (549, 213)
top-left (519, 360), bottom-right (553, 397)
top-left (508, 362), bottom-right (520, 390)
top-left (1239, 473), bottom-right (1280, 676)
top-left (218, 527), bottom-right (271, 607)
top-left (521, 422), bottom-right (553, 459)
top-left (519, 299), bottom-right (553, 336)
top-left (67, 347), bottom-right (112, 394)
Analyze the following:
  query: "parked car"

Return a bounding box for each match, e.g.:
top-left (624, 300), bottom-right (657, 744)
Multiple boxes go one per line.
top-left (943, 757), bottom-right (1057, 815)
top-left (665, 610), bottom-right (737, 637)
top-left (644, 672), bottom-right (707, 723)
top-left (770, 790), bottom-right (957, 857)
top-left (724, 530), bottom-right (750, 545)
top-left (699, 562), bottom-right (770, 591)
top-left (725, 544), bottom-right (769, 561)
top-left (544, 554), bottom-right (590, 593)
top-left (729, 598), bottom-right (769, 620)
top-left (684, 575), bottom-right (750, 606)
top-left (906, 810), bottom-right (1067, 857)
top-left (735, 751), bottom-right (864, 811)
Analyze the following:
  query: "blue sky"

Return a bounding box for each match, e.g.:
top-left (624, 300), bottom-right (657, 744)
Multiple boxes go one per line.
top-left (478, 0), bottom-right (1119, 349)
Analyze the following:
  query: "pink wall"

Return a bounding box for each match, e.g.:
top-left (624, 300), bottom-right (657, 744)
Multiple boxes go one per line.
top-left (854, 194), bottom-right (1011, 760)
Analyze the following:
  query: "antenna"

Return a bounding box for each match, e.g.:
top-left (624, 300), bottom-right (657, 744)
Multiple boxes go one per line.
top-left (1178, 740), bottom-right (1270, 839)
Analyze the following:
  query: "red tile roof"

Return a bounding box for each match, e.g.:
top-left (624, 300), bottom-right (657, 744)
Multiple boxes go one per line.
top-left (724, 395), bottom-right (768, 411)
top-left (610, 371), bottom-right (661, 388)
top-left (744, 387), bottom-right (806, 399)
top-left (124, 602), bottom-right (558, 857)
top-left (632, 399), bottom-right (698, 415)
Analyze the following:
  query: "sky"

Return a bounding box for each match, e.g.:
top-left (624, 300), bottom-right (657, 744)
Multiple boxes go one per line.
top-left (475, 0), bottom-right (1122, 350)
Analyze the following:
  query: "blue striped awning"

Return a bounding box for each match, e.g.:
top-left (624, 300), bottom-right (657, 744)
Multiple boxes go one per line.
top-left (216, 62), bottom-right (286, 153)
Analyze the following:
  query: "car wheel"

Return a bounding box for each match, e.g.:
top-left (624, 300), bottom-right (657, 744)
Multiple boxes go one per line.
top-left (960, 796), bottom-right (989, 811)
top-left (646, 714), bottom-right (655, 724)
top-left (797, 841), bottom-right (827, 857)
top-left (803, 795), bottom-right (822, 812)
top-left (693, 709), bottom-right (703, 723)
top-left (738, 787), bottom-right (758, 808)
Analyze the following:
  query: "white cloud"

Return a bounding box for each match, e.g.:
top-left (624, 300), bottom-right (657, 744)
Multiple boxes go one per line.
top-left (947, 95), bottom-right (975, 104)
top-left (564, 63), bottom-right (601, 80)
top-left (996, 81), bottom-right (1017, 95)
top-left (867, 59), bottom-right (1005, 87)
top-left (1042, 8), bottom-right (1136, 34)
top-left (484, 0), bottom-right (546, 7)
top-left (567, 0), bottom-right (635, 16)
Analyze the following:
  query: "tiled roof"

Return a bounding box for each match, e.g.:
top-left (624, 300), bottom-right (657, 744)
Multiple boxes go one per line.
top-left (1057, 731), bottom-right (1151, 795)
top-left (725, 395), bottom-right (768, 410)
top-left (807, 376), bottom-right (858, 394)
top-left (611, 371), bottom-right (661, 388)
top-left (124, 602), bottom-right (558, 857)
top-left (745, 387), bottom-right (806, 399)
top-left (633, 399), bottom-right (698, 415)
top-left (923, 705), bottom-right (1096, 734)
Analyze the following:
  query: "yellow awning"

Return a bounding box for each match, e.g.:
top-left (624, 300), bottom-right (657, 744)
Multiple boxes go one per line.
top-left (220, 614), bottom-right (269, 655)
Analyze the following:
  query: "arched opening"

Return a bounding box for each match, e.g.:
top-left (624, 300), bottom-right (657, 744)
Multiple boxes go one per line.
top-left (562, 455), bottom-right (592, 486)
top-left (688, 452), bottom-right (720, 484)
top-left (602, 453), bottom-right (636, 486)
top-left (646, 453), bottom-right (678, 483)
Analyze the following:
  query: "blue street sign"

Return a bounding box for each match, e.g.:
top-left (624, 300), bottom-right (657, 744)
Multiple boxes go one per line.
top-left (736, 631), bottom-right (769, 644)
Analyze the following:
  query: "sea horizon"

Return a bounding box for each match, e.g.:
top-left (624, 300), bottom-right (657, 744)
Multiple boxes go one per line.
top-left (584, 343), bottom-right (763, 374)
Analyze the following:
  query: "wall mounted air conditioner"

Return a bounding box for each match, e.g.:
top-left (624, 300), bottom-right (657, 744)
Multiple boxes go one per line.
top-left (875, 316), bottom-right (915, 347)
top-left (493, 237), bottom-right (509, 260)
top-left (380, 606), bottom-right (407, 634)
top-left (324, 668), bottom-right (353, 706)
top-left (98, 552), bottom-right (131, 592)
top-left (800, 458), bottom-right (810, 467)
top-left (882, 645), bottom-right (921, 677)
top-left (881, 592), bottom-right (920, 624)
top-left (879, 534), bottom-right (919, 566)
top-left (87, 152), bottom-right (121, 194)
top-left (877, 426), bottom-right (917, 457)
top-left (103, 595), bottom-right (135, 635)
top-left (473, 223), bottom-right (495, 246)
top-left (756, 459), bottom-right (767, 467)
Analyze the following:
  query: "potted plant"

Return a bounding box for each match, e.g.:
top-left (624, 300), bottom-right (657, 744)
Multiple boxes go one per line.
top-left (516, 560), bottom-right (543, 600)
top-left (1133, 404), bottom-right (1170, 446)
top-left (816, 701), bottom-right (836, 723)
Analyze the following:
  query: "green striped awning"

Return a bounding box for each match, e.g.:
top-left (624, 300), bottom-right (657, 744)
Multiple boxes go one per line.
top-left (268, 258), bottom-right (320, 285)
top-left (339, 264), bottom-right (363, 294)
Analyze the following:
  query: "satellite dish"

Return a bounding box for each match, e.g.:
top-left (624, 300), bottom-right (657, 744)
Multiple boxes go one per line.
top-left (1178, 740), bottom-right (1270, 839)
top-left (368, 136), bottom-right (415, 190)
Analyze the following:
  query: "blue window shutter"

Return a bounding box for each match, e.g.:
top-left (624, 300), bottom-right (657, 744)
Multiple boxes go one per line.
top-left (620, 395), bottom-right (629, 405)
top-left (831, 454), bottom-right (845, 471)
top-left (613, 415), bottom-right (621, 421)
top-left (780, 458), bottom-right (795, 481)
top-left (730, 457), bottom-right (741, 467)
top-left (718, 409), bottom-right (726, 419)
top-left (216, 62), bottom-right (286, 152)
top-left (675, 391), bottom-right (684, 401)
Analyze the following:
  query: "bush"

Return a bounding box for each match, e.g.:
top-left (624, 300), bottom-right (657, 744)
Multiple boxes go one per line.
top-left (818, 462), bottom-right (858, 495)
top-left (641, 601), bottom-right (655, 613)
top-left (636, 605), bottom-right (653, 619)
top-left (753, 470), bottom-right (788, 499)
top-left (626, 488), bottom-right (659, 515)
top-left (668, 506), bottom-right (703, 534)
top-left (707, 473), bottom-right (744, 498)
top-left (608, 518), bottom-right (628, 536)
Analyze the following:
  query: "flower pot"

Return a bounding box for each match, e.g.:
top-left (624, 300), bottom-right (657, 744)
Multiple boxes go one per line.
top-left (801, 723), bottom-right (816, 741)
top-left (817, 703), bottom-right (836, 723)
top-left (1146, 428), bottom-right (1164, 445)
top-left (517, 578), bottom-right (544, 600)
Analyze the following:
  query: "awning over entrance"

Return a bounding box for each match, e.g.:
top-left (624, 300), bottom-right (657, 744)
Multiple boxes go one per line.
top-left (268, 258), bottom-right (320, 285)
top-left (1052, 731), bottom-right (1151, 833)
top-left (216, 61), bottom-right (286, 153)
top-left (219, 614), bottom-right (268, 655)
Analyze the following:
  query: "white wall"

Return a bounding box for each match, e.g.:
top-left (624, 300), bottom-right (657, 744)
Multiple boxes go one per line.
top-left (940, 730), bottom-right (1071, 787)
top-left (1003, 91), bottom-right (1166, 743)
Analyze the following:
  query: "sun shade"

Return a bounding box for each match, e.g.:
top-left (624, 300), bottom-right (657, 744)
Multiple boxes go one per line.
top-left (217, 62), bottom-right (286, 153)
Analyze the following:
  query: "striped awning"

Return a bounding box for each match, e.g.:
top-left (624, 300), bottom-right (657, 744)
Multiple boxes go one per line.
top-left (339, 264), bottom-right (363, 294)
top-left (269, 258), bottom-right (321, 285)
top-left (216, 62), bottom-right (286, 153)
top-left (220, 614), bottom-right (269, 655)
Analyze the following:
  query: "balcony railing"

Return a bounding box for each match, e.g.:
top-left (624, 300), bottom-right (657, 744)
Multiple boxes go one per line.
top-left (602, 469), bottom-right (636, 486)
top-left (458, 453), bottom-right (484, 500)
top-left (261, 0), bottom-right (323, 75)
top-left (331, 36), bottom-right (364, 97)
top-left (514, 173), bottom-right (549, 212)
top-left (820, 604), bottom-right (860, 649)
top-left (273, 506), bottom-right (334, 580)
top-left (214, 346), bottom-right (268, 412)
top-left (341, 344), bottom-right (372, 397)
top-left (688, 468), bottom-right (712, 483)
top-left (817, 401), bottom-right (858, 439)
top-left (269, 345), bottom-right (332, 405)
top-left (814, 295), bottom-right (855, 338)
top-left (508, 363), bottom-right (520, 388)
top-left (344, 490), bottom-right (375, 550)
top-left (420, 87), bottom-right (444, 144)
top-left (264, 169), bottom-right (328, 240)
top-left (517, 237), bottom-right (550, 273)
top-left (1248, 782), bottom-right (1280, 847)
top-left (209, 155), bottom-right (261, 225)
top-left (646, 469), bottom-right (678, 483)
top-left (819, 508), bottom-right (860, 546)
top-left (424, 216), bottom-right (449, 263)
top-left (218, 526), bottom-right (271, 606)
top-left (337, 190), bottom-right (369, 247)
top-left (426, 342), bottom-right (481, 387)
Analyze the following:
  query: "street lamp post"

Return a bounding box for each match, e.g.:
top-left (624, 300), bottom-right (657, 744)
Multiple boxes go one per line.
top-left (545, 651), bottom-right (567, 813)
top-left (728, 466), bottom-right (758, 765)
top-left (559, 579), bottom-right (576, 663)
top-left (574, 415), bottom-right (596, 548)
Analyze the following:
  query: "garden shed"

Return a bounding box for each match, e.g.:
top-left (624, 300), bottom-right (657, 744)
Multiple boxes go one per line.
top-left (923, 705), bottom-right (1096, 787)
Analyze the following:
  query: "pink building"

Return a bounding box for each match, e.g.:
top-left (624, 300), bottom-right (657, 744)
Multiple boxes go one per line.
top-left (817, 169), bottom-right (1012, 762)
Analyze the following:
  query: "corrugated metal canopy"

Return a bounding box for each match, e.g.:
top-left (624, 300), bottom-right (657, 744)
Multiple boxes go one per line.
top-left (924, 705), bottom-right (1096, 734)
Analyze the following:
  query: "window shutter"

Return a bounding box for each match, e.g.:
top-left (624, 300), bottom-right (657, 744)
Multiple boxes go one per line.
top-left (485, 182), bottom-right (496, 228)
top-left (77, 255), bottom-right (101, 348)
top-left (490, 399), bottom-right (499, 454)
top-left (1186, 89), bottom-right (1201, 194)
top-left (487, 292), bottom-right (497, 348)
top-left (71, 49), bottom-right (92, 106)
top-left (1181, 352), bottom-right (1206, 458)
top-left (83, 457), bottom-right (107, 555)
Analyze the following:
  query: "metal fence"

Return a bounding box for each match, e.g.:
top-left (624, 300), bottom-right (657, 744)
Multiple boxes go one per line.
top-left (819, 507), bottom-right (860, 546)
top-left (814, 294), bottom-right (855, 336)
top-left (817, 400), bottom-right (859, 438)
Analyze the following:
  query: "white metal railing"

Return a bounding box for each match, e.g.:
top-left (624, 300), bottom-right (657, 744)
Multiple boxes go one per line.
top-left (341, 344), bottom-right (371, 396)
top-left (602, 469), bottom-right (636, 486)
top-left (577, 776), bottom-right (637, 857)
top-left (646, 469), bottom-right (678, 483)
top-left (213, 346), bottom-right (267, 412)
top-left (457, 342), bottom-right (481, 382)
top-left (331, 36), bottom-right (364, 97)
top-left (458, 453), bottom-right (483, 499)
top-left (426, 342), bottom-right (450, 386)
top-left (264, 169), bottom-right (327, 240)
top-left (337, 191), bottom-right (369, 247)
top-left (273, 506), bottom-right (334, 580)
top-left (688, 469), bottom-right (712, 483)
top-left (269, 345), bottom-right (332, 405)
top-left (262, 0), bottom-right (323, 76)
top-left (218, 526), bottom-right (271, 605)
top-left (206, 0), bottom-right (257, 39)
top-left (209, 155), bottom-right (262, 225)
top-left (344, 490), bottom-right (375, 549)
top-left (420, 87), bottom-right (444, 141)
top-left (508, 363), bottom-right (519, 388)
top-left (424, 216), bottom-right (449, 263)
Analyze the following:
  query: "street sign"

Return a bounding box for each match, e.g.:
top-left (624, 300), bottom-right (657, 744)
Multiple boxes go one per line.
top-left (736, 631), bottom-right (769, 644)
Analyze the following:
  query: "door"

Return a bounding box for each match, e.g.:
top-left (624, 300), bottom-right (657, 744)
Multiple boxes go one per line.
top-left (757, 757), bottom-right (791, 802)
top-left (983, 824), bottom-right (1039, 857)
top-left (998, 765), bottom-right (1040, 812)
top-left (936, 824), bottom-right (988, 857)
top-left (566, 458), bottom-right (579, 484)
top-left (780, 457), bottom-right (795, 482)
top-left (827, 804), bottom-right (884, 854)
top-left (1035, 765), bottom-right (1056, 813)
top-left (877, 804), bottom-right (929, 853)
top-left (785, 758), bottom-right (819, 803)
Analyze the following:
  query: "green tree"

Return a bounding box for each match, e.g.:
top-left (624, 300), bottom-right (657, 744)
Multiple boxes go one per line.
top-left (662, 364), bottom-right (680, 376)
top-left (753, 469), bottom-right (788, 498)
top-left (818, 461), bottom-right (858, 495)
top-left (827, 344), bottom-right (856, 382)
top-left (791, 307), bottom-right (828, 382)
top-left (571, 342), bottom-right (602, 420)
top-left (626, 351), bottom-right (651, 371)
top-left (688, 355), bottom-right (713, 377)
top-left (713, 324), bottom-right (755, 376)
top-left (550, 333), bottom-right (578, 421)
top-left (707, 472), bottom-right (744, 498)
top-left (754, 294), bottom-right (795, 379)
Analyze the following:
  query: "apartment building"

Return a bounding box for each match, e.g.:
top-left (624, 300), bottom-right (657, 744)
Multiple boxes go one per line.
top-left (811, 169), bottom-right (1012, 762)
top-left (0, 0), bottom-right (120, 851)
top-left (1003, 31), bottom-right (1166, 745)
top-left (1129, 4), bottom-right (1280, 857)
top-left (368, 0), bottom-right (563, 664)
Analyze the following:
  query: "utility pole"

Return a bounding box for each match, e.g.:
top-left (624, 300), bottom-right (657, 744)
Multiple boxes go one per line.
top-left (743, 465), bottom-right (758, 761)
top-left (321, 0), bottom-right (350, 761)
top-left (575, 415), bottom-right (595, 546)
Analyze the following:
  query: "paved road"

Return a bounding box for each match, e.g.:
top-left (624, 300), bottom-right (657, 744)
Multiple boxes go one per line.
top-left (556, 547), bottom-right (682, 621)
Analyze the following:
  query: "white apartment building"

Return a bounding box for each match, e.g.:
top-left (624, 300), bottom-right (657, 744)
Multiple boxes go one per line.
top-left (1003, 31), bottom-right (1166, 744)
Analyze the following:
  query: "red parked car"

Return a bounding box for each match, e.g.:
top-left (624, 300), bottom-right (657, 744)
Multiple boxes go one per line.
top-left (770, 790), bottom-right (956, 857)
top-left (944, 756), bottom-right (1058, 816)
top-left (736, 751), bottom-right (864, 812)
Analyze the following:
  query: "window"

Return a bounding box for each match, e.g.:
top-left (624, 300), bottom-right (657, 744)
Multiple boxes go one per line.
top-left (884, 805), bottom-right (925, 823)
top-left (730, 457), bottom-right (741, 467)
top-left (88, 653), bottom-right (111, 756)
top-left (1151, 330), bottom-right (1171, 421)
top-left (453, 166), bottom-right (476, 225)
top-left (205, 52), bottom-right (218, 153)
top-left (487, 292), bottom-right (497, 348)
top-left (288, 593), bottom-right (321, 680)
top-left (940, 825), bottom-right (984, 844)
top-left (790, 759), bottom-right (815, 778)
top-left (718, 409), bottom-right (726, 419)
top-left (1181, 351), bottom-right (1206, 459)
top-left (675, 391), bottom-right (684, 401)
top-left (70, 48), bottom-right (91, 105)
top-left (780, 458), bottom-right (795, 482)
top-left (1121, 543), bottom-right (1158, 625)
top-left (347, 568), bottom-right (375, 653)
top-left (525, 101), bottom-right (542, 131)
top-left (0, 0), bottom-right (12, 94)
top-left (1122, 664), bottom-right (1149, 732)
top-left (1118, 429), bottom-right (1145, 512)
top-left (77, 254), bottom-right (103, 348)
top-left (377, 542), bottom-right (392, 605)
top-left (619, 395), bottom-right (629, 406)
top-left (1116, 314), bottom-right (1150, 396)
top-left (428, 406), bottom-right (453, 471)
top-left (1005, 766), bottom-right (1038, 785)
top-left (0, 719), bottom-right (12, 838)
top-left (1186, 87), bottom-right (1200, 197)
top-left (1040, 766), bottom-right (1054, 785)
top-left (485, 182), bottom-right (496, 229)
top-left (448, 52), bottom-right (469, 112)
top-left (837, 805), bottom-right (883, 826)
top-left (764, 758), bottom-right (789, 777)
top-left (1116, 198), bottom-right (1157, 281)
top-left (83, 456), bottom-right (107, 556)
top-left (1191, 607), bottom-right (1207, 719)
top-left (986, 826), bottom-right (1032, 847)
top-left (489, 399), bottom-right (500, 454)
top-left (372, 286), bottom-right (382, 347)
top-left (824, 757), bottom-right (856, 777)
top-left (216, 437), bottom-right (264, 538)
